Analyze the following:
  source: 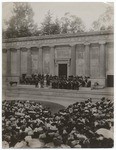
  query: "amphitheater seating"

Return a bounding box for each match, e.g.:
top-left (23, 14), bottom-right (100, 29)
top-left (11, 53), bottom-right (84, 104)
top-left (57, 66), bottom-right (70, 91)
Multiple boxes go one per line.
top-left (2, 97), bottom-right (113, 148)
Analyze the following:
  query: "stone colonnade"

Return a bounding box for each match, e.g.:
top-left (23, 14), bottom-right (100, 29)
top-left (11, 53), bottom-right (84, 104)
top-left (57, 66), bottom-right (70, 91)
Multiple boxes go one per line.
top-left (5, 42), bottom-right (106, 81)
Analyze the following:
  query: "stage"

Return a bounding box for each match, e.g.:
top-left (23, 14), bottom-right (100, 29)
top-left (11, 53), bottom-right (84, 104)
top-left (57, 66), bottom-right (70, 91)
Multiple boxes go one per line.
top-left (3, 84), bottom-right (113, 107)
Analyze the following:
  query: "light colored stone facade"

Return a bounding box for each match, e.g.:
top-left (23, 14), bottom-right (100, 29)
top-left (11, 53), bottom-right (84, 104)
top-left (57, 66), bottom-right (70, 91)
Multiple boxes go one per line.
top-left (2, 30), bottom-right (114, 86)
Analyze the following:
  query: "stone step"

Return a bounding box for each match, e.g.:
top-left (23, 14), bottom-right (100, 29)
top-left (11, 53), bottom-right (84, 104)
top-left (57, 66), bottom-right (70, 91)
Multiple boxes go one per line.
top-left (5, 87), bottom-right (113, 98)
top-left (5, 92), bottom-right (113, 107)
top-left (4, 94), bottom-right (99, 107)
top-left (3, 87), bottom-right (113, 107)
top-left (5, 89), bottom-right (113, 100)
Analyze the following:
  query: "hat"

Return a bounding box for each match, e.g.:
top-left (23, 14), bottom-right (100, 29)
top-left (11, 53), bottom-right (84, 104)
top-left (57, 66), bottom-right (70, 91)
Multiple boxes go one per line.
top-left (10, 117), bottom-right (16, 121)
top-left (28, 111), bottom-right (36, 114)
top-left (28, 138), bottom-right (44, 148)
top-left (79, 134), bottom-right (87, 140)
top-left (63, 129), bottom-right (67, 135)
top-left (45, 142), bottom-right (55, 148)
top-left (96, 128), bottom-right (113, 139)
top-left (35, 114), bottom-right (40, 118)
top-left (28, 130), bottom-right (34, 136)
top-left (97, 135), bottom-right (104, 141)
top-left (25, 127), bottom-right (32, 133)
top-left (14, 141), bottom-right (27, 148)
top-left (60, 144), bottom-right (70, 148)
top-left (71, 140), bottom-right (78, 147)
top-left (38, 127), bottom-right (43, 132)
top-left (50, 125), bottom-right (58, 131)
top-left (15, 112), bottom-right (25, 116)
top-left (25, 136), bottom-right (32, 142)
top-left (25, 115), bottom-right (30, 119)
top-left (74, 144), bottom-right (81, 148)
top-left (85, 110), bottom-right (89, 113)
top-left (48, 132), bottom-right (55, 137)
top-left (39, 133), bottom-right (46, 139)
top-left (68, 135), bottom-right (74, 141)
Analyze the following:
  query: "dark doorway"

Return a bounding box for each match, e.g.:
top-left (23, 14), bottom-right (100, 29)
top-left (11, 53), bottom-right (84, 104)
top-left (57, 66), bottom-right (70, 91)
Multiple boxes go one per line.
top-left (107, 75), bottom-right (114, 87)
top-left (59, 64), bottom-right (67, 78)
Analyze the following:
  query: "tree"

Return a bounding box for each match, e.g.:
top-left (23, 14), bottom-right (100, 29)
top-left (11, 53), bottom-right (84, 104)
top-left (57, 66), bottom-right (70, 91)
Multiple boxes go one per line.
top-left (51, 18), bottom-right (61, 34)
top-left (61, 12), bottom-right (86, 34)
top-left (40, 11), bottom-right (86, 35)
top-left (60, 12), bottom-right (70, 33)
top-left (3, 2), bottom-right (37, 38)
top-left (70, 15), bottom-right (86, 33)
top-left (91, 6), bottom-right (114, 31)
top-left (40, 11), bottom-right (61, 35)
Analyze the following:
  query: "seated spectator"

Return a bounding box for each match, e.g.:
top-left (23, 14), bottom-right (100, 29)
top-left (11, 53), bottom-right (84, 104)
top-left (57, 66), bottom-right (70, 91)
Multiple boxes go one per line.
top-left (2, 97), bottom-right (113, 148)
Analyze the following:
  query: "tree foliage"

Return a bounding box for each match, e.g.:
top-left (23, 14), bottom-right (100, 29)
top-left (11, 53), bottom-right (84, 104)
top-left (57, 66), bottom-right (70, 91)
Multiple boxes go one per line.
top-left (40, 11), bottom-right (61, 35)
top-left (40, 11), bottom-right (86, 35)
top-left (91, 6), bottom-right (114, 31)
top-left (61, 12), bottom-right (86, 33)
top-left (3, 2), bottom-right (37, 38)
top-left (52, 18), bottom-right (61, 34)
top-left (3, 3), bottom-right (114, 38)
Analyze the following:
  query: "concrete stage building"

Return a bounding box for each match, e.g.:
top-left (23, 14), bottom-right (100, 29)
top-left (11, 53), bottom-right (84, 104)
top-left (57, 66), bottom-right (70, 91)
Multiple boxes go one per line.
top-left (2, 30), bottom-right (114, 87)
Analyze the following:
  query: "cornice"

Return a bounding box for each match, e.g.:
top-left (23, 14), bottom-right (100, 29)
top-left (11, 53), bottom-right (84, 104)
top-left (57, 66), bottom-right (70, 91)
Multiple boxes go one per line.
top-left (2, 30), bottom-right (113, 43)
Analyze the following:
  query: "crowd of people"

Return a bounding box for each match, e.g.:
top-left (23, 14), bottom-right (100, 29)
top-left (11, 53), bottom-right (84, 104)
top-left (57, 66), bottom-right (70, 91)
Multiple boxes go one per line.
top-left (20, 74), bottom-right (91, 90)
top-left (51, 76), bottom-right (91, 90)
top-left (2, 97), bottom-right (113, 148)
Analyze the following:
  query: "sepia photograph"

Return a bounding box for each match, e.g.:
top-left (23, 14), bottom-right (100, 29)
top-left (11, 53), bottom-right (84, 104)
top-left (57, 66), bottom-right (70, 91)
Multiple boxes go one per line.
top-left (2, 1), bottom-right (114, 148)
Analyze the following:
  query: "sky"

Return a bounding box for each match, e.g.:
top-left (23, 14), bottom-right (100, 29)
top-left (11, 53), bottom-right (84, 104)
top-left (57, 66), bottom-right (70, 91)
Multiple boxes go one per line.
top-left (2, 2), bottom-right (114, 30)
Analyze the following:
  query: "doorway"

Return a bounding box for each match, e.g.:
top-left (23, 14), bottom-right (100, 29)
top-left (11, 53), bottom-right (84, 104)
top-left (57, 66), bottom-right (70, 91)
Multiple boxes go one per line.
top-left (107, 75), bottom-right (114, 87)
top-left (58, 64), bottom-right (67, 78)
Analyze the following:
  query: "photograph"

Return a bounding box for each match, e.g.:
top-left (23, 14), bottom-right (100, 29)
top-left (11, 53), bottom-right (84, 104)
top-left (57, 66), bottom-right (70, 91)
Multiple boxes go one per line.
top-left (2, 1), bottom-right (114, 148)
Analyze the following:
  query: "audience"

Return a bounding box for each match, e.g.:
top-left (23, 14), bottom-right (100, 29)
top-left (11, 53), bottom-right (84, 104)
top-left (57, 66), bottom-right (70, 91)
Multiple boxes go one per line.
top-left (2, 97), bottom-right (113, 148)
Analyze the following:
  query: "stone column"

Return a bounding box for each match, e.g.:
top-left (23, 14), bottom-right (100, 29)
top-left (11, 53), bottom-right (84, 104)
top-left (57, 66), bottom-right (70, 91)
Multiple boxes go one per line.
top-left (7, 49), bottom-right (11, 77)
top-left (27, 47), bottom-right (32, 75)
top-left (84, 43), bottom-right (90, 76)
top-left (99, 42), bottom-right (106, 78)
top-left (71, 44), bottom-right (76, 76)
top-left (17, 48), bottom-right (21, 77)
top-left (38, 46), bottom-right (43, 74)
top-left (50, 46), bottom-right (55, 75)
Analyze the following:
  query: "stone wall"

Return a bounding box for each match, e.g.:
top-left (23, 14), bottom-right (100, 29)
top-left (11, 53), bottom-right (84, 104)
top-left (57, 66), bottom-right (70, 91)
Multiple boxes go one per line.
top-left (2, 30), bottom-right (114, 86)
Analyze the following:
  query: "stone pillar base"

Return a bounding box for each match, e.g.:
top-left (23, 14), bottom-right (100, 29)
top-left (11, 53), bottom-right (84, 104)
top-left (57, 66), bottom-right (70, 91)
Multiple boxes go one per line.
top-left (6, 76), bottom-right (20, 83)
top-left (2, 76), bottom-right (8, 85)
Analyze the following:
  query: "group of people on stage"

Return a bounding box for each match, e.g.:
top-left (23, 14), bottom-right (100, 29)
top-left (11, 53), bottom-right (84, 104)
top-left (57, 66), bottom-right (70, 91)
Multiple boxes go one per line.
top-left (51, 76), bottom-right (91, 90)
top-left (20, 74), bottom-right (91, 90)
top-left (2, 97), bottom-right (113, 148)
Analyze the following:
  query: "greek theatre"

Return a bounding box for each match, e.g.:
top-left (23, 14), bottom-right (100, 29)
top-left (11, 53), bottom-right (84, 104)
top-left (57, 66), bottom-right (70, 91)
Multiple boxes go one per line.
top-left (2, 30), bottom-right (114, 87)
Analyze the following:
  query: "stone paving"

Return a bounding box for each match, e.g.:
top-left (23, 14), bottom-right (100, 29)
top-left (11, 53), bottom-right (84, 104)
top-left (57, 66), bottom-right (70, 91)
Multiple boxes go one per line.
top-left (3, 85), bottom-right (113, 107)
